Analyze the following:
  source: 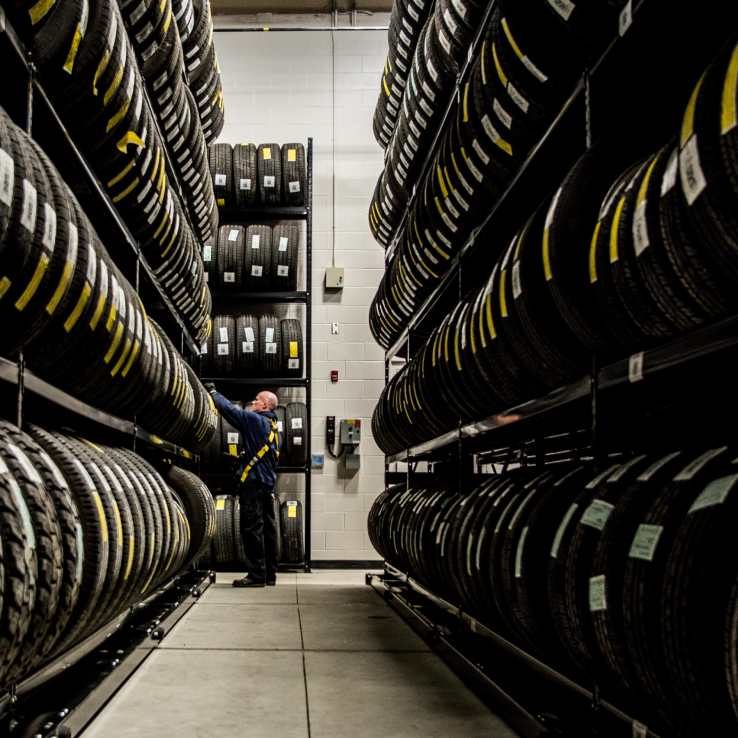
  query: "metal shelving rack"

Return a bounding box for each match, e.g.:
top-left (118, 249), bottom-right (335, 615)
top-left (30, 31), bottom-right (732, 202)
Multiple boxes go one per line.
top-left (0, 10), bottom-right (207, 461)
top-left (199, 138), bottom-right (313, 572)
top-left (375, 1), bottom-right (738, 735)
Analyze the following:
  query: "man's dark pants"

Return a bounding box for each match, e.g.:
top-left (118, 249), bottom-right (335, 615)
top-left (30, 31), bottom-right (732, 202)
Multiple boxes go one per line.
top-left (238, 480), bottom-right (278, 582)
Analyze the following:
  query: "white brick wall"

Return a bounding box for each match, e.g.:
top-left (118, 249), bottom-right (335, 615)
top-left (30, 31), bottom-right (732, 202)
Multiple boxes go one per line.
top-left (213, 23), bottom-right (388, 561)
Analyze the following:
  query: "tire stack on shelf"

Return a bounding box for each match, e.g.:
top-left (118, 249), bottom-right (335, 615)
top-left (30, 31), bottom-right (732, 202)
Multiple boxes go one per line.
top-left (4, 0), bottom-right (213, 345)
top-left (200, 316), bottom-right (303, 378)
top-left (120, 0), bottom-right (219, 245)
top-left (372, 0), bottom-right (432, 150)
top-left (208, 143), bottom-right (307, 207)
top-left (372, 36), bottom-right (738, 456)
top-left (178, 0), bottom-right (225, 144)
top-left (206, 222), bottom-right (301, 291)
top-left (0, 105), bottom-right (217, 453)
top-left (203, 493), bottom-right (303, 566)
top-left (369, 448), bottom-right (738, 737)
top-left (368, 0), bottom-right (628, 344)
top-left (0, 420), bottom-right (215, 689)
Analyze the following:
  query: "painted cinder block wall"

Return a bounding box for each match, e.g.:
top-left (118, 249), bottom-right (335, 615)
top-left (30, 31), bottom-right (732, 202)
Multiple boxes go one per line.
top-left (212, 17), bottom-right (390, 560)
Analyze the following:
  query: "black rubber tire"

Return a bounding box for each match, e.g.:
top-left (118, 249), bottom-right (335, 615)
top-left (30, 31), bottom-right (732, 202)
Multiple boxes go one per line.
top-left (280, 500), bottom-right (303, 564)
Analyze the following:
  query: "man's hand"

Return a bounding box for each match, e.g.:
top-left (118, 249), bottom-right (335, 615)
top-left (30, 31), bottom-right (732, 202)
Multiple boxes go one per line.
top-left (203, 382), bottom-right (216, 394)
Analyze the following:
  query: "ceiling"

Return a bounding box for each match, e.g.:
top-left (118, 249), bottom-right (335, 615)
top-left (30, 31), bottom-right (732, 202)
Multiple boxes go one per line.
top-left (211, 0), bottom-right (393, 14)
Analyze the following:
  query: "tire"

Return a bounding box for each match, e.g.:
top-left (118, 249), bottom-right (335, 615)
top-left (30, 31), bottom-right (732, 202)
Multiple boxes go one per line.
top-left (236, 313), bottom-right (260, 375)
top-left (232, 496), bottom-right (247, 564)
top-left (243, 224), bottom-right (272, 290)
top-left (259, 314), bottom-right (281, 376)
top-left (280, 318), bottom-right (303, 378)
top-left (209, 143), bottom-right (233, 206)
top-left (271, 223), bottom-right (299, 291)
top-left (213, 494), bottom-right (234, 563)
top-left (284, 402), bottom-right (308, 467)
top-left (217, 224), bottom-right (244, 289)
top-left (257, 143), bottom-right (282, 205)
top-left (212, 314), bottom-right (236, 376)
top-left (280, 500), bottom-right (303, 564)
top-left (233, 143), bottom-right (257, 206)
top-left (281, 143), bottom-right (306, 206)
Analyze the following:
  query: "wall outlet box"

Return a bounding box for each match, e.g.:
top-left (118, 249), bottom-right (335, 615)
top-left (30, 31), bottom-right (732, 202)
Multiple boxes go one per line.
top-left (326, 267), bottom-right (344, 289)
top-left (311, 454), bottom-right (324, 469)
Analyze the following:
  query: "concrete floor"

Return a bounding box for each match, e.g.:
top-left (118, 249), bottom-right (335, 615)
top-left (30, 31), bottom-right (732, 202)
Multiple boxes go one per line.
top-left (81, 571), bottom-right (519, 738)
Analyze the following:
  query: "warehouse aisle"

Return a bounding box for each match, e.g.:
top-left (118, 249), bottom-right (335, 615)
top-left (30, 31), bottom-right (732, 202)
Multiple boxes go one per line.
top-left (81, 571), bottom-right (518, 738)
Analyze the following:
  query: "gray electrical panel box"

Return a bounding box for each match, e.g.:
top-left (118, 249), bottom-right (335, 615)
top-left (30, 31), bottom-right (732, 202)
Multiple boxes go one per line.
top-left (345, 451), bottom-right (361, 470)
top-left (340, 419), bottom-right (361, 445)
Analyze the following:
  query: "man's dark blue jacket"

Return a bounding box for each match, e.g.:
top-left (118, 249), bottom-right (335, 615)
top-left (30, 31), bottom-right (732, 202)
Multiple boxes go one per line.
top-left (210, 392), bottom-right (281, 486)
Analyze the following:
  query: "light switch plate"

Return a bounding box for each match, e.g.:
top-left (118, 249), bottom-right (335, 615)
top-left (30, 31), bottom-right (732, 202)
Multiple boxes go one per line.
top-left (331, 323), bottom-right (339, 334)
top-left (326, 267), bottom-right (344, 289)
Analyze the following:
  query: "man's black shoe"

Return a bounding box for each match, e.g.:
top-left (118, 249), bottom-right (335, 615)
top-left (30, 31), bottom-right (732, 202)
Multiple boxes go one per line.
top-left (266, 580), bottom-right (276, 586)
top-left (232, 577), bottom-right (265, 588)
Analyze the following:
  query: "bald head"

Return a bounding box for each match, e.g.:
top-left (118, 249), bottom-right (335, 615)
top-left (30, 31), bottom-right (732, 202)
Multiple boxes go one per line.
top-left (252, 391), bottom-right (278, 412)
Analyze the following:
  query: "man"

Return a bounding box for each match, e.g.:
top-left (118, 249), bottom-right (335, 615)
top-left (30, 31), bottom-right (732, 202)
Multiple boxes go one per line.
top-left (205, 384), bottom-right (281, 588)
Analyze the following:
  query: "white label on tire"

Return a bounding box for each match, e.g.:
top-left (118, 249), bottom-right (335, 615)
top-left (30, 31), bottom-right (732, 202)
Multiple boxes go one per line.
top-left (522, 55), bottom-right (548, 83)
top-left (200, 343), bottom-right (207, 354)
top-left (407, 3), bottom-right (419, 20)
top-left (204, 273), bottom-right (208, 282)
top-left (589, 575), bottom-right (606, 611)
top-left (215, 173), bottom-right (226, 186)
top-left (679, 135), bottom-right (707, 205)
top-left (251, 265), bottom-right (263, 277)
top-left (399, 29), bottom-right (410, 46)
top-left (451, 0), bottom-right (467, 20)
top-left (245, 326), bottom-right (255, 342)
top-left (548, 0), bottom-right (574, 21)
top-left (580, 499), bottom-right (614, 531)
top-left (278, 265), bottom-right (289, 276)
top-left (21, 179), bottom-right (37, 232)
top-left (264, 176), bottom-right (275, 188)
top-left (217, 343), bottom-right (229, 355)
top-left (427, 58), bottom-right (438, 83)
top-left (266, 342), bottom-right (277, 354)
top-left (512, 261), bottom-right (522, 299)
top-left (438, 28), bottom-right (451, 54)
top-left (289, 181), bottom-right (300, 193)
top-left (265, 327), bottom-right (274, 342)
top-left (288, 358), bottom-right (299, 369)
top-left (228, 433), bottom-right (239, 444)
top-left (277, 421), bottom-right (283, 432)
top-left (228, 229), bottom-right (239, 242)
top-left (0, 148), bottom-right (13, 206)
top-left (619, 0), bottom-right (633, 36)
top-left (507, 82), bottom-right (529, 114)
top-left (628, 351), bottom-right (644, 383)
top-left (291, 417), bottom-right (302, 430)
top-left (661, 149), bottom-right (678, 195)
top-left (629, 524), bottom-right (662, 561)
top-left (42, 202), bottom-right (56, 251)
top-left (422, 81), bottom-right (435, 103)
top-left (688, 473), bottom-right (738, 513)
top-left (203, 245), bottom-right (212, 261)
top-left (242, 341), bottom-right (254, 353)
top-left (472, 139), bottom-right (490, 165)
top-left (219, 327), bottom-right (228, 342)
top-left (632, 200), bottom-right (649, 256)
top-left (240, 178), bottom-right (252, 191)
top-left (279, 236), bottom-right (289, 251)
top-left (443, 8), bottom-right (457, 35)
top-left (493, 98), bottom-right (512, 129)
top-left (224, 272), bottom-right (235, 282)
top-left (250, 234), bottom-right (259, 249)
top-left (293, 436), bottom-right (302, 445)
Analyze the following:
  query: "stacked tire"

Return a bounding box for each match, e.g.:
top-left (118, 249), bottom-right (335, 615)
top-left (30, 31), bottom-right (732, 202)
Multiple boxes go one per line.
top-left (4, 0), bottom-right (213, 343)
top-left (0, 105), bottom-right (216, 453)
top-left (201, 316), bottom-right (303, 379)
top-left (369, 0), bottom-right (628, 343)
top-left (206, 222), bottom-right (300, 291)
top-left (209, 143), bottom-right (307, 207)
top-left (0, 420), bottom-right (215, 689)
top-left (369, 448), bottom-right (738, 737)
top-left (205, 493), bottom-right (301, 566)
top-left (372, 37), bottom-right (738, 455)
top-left (120, 0), bottom-right (219, 245)
top-left (372, 0), bottom-right (432, 150)
top-left (178, 0), bottom-right (225, 143)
